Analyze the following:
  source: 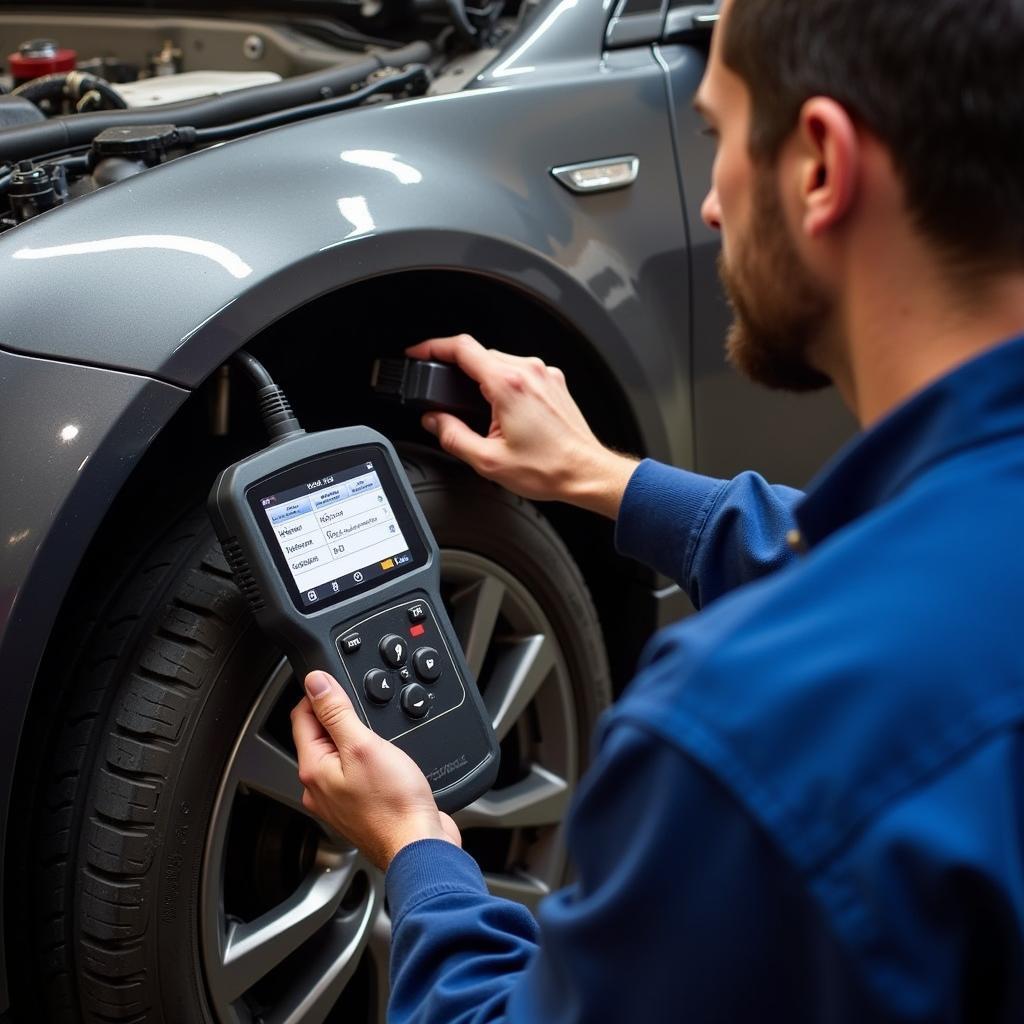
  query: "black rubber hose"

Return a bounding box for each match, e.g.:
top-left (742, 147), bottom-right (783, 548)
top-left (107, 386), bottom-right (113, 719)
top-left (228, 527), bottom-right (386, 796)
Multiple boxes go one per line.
top-left (76, 78), bottom-right (130, 113)
top-left (12, 71), bottom-right (128, 111)
top-left (192, 64), bottom-right (429, 143)
top-left (0, 40), bottom-right (432, 164)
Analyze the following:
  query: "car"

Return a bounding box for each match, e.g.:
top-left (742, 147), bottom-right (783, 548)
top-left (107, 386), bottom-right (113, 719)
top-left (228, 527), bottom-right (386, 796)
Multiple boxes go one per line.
top-left (0, 0), bottom-right (852, 1019)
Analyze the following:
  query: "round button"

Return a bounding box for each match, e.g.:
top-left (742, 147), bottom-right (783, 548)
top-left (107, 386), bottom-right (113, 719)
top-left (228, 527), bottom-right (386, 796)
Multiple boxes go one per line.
top-left (379, 634), bottom-right (408, 667)
top-left (400, 683), bottom-right (430, 719)
top-left (363, 669), bottom-right (394, 705)
top-left (413, 647), bottom-right (442, 682)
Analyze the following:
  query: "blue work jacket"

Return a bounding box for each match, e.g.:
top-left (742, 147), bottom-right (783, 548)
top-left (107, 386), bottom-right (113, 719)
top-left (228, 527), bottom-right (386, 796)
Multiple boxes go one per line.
top-left (384, 335), bottom-right (1024, 1023)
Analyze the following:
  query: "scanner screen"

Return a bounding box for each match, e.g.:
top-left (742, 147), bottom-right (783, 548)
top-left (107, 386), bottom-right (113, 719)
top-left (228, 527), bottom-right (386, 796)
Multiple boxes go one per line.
top-left (258, 461), bottom-right (414, 609)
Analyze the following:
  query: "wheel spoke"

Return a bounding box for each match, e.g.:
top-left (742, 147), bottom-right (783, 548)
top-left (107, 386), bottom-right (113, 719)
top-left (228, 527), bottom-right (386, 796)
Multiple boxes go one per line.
top-left (450, 575), bottom-right (505, 677)
top-left (485, 634), bottom-right (555, 741)
top-left (269, 879), bottom-right (382, 1024)
top-left (483, 870), bottom-right (551, 913)
top-left (235, 731), bottom-right (306, 817)
top-left (218, 851), bottom-right (358, 1003)
top-left (455, 765), bottom-right (570, 830)
top-left (367, 911), bottom-right (392, 1024)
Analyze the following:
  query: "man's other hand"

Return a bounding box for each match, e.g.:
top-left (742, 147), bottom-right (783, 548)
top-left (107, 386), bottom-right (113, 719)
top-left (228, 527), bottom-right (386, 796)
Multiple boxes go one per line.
top-left (405, 334), bottom-right (639, 519)
top-left (291, 670), bottom-right (461, 871)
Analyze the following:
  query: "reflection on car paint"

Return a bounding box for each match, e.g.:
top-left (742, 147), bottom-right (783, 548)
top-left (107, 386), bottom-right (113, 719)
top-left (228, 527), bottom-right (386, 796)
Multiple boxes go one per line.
top-left (340, 150), bottom-right (423, 185)
top-left (337, 196), bottom-right (375, 239)
top-left (490, 0), bottom-right (580, 79)
top-left (12, 234), bottom-right (254, 279)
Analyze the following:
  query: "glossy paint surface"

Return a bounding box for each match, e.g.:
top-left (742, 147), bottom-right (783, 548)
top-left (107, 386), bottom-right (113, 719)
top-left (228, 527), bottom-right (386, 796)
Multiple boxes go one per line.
top-left (0, 350), bottom-right (187, 1010)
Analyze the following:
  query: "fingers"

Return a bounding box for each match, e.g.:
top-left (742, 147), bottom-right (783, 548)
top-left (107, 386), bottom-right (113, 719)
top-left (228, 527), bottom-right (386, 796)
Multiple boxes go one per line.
top-left (405, 334), bottom-right (495, 384)
top-left (422, 412), bottom-right (496, 471)
top-left (303, 670), bottom-right (372, 764)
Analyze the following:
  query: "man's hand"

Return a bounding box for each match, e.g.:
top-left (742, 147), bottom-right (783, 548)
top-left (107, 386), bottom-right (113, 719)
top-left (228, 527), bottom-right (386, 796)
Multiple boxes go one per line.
top-left (405, 334), bottom-right (639, 520)
top-left (291, 670), bottom-right (461, 871)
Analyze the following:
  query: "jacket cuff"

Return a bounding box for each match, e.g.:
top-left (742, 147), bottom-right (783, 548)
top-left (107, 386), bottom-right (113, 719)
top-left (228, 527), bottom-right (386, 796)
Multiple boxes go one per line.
top-left (614, 459), bottom-right (726, 581)
top-left (385, 839), bottom-right (489, 926)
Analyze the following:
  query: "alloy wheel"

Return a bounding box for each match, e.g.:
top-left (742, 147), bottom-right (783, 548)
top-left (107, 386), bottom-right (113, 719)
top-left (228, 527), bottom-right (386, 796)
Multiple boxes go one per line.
top-left (200, 549), bottom-right (581, 1022)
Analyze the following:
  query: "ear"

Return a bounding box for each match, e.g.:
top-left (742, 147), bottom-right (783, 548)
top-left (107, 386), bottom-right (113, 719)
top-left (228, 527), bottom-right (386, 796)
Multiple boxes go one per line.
top-left (791, 97), bottom-right (860, 238)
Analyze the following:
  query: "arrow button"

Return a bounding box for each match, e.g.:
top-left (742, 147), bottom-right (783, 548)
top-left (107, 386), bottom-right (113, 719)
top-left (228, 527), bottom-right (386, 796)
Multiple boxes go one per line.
top-left (379, 634), bottom-right (408, 667)
top-left (400, 683), bottom-right (430, 719)
top-left (364, 669), bottom-right (395, 705)
top-left (413, 647), bottom-right (442, 682)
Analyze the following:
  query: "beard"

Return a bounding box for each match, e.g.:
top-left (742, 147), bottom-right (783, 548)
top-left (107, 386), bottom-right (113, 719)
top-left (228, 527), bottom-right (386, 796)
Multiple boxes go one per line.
top-left (718, 169), bottom-right (834, 393)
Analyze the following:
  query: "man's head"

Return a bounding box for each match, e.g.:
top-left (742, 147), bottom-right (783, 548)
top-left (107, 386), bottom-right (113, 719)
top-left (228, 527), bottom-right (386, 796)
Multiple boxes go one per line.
top-left (697, 0), bottom-right (1024, 394)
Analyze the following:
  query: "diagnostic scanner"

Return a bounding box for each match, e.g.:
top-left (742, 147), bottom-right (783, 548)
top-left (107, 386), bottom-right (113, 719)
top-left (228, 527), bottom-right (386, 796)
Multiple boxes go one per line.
top-left (208, 359), bottom-right (499, 813)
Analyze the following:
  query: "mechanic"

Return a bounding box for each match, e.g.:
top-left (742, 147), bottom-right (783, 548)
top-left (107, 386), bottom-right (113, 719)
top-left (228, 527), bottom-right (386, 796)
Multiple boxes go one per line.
top-left (290, 0), bottom-right (1024, 1019)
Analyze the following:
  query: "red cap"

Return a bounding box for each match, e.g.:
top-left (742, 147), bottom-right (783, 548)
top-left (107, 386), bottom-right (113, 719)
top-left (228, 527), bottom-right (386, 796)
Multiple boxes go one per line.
top-left (9, 46), bottom-right (77, 83)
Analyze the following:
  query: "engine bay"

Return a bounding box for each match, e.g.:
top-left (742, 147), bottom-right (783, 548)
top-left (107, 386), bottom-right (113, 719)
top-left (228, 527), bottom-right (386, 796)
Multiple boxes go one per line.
top-left (0, 1), bottom-right (518, 231)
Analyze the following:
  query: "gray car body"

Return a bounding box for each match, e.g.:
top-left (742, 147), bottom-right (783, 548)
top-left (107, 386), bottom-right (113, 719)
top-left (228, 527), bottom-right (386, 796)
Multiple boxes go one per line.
top-left (0, 0), bottom-right (852, 1009)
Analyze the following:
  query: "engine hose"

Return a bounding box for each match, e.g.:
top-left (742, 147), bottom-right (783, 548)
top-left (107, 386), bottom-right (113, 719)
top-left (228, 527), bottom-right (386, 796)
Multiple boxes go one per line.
top-left (190, 64), bottom-right (429, 143)
top-left (0, 40), bottom-right (433, 165)
top-left (446, 0), bottom-right (502, 44)
top-left (446, 0), bottom-right (481, 42)
top-left (12, 71), bottom-right (128, 111)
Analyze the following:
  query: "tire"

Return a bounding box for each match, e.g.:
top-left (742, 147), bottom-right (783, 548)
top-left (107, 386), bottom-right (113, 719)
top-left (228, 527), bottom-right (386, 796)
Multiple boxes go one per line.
top-left (21, 446), bottom-right (610, 1023)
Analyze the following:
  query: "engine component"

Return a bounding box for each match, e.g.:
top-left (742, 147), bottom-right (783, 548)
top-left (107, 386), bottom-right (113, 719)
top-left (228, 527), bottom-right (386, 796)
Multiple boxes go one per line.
top-left (0, 40), bottom-right (432, 165)
top-left (75, 57), bottom-right (140, 85)
top-left (184, 63), bottom-right (429, 143)
top-left (8, 39), bottom-right (77, 87)
top-left (12, 71), bottom-right (128, 114)
top-left (91, 123), bottom-right (184, 163)
top-left (243, 34), bottom-right (265, 61)
top-left (150, 39), bottom-right (183, 77)
top-left (89, 124), bottom-right (186, 185)
top-left (0, 94), bottom-right (44, 130)
top-left (7, 159), bottom-right (67, 222)
top-left (113, 71), bottom-right (282, 109)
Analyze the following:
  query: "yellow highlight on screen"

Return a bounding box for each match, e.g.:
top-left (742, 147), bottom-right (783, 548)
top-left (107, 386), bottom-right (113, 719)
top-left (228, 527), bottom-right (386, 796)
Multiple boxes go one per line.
top-left (380, 558), bottom-right (395, 571)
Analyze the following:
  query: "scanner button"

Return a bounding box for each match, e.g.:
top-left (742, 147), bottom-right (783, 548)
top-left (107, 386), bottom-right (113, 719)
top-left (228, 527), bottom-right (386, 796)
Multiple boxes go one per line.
top-left (364, 669), bottom-right (394, 705)
top-left (413, 647), bottom-right (442, 682)
top-left (380, 634), bottom-right (408, 667)
top-left (341, 633), bottom-right (362, 655)
top-left (400, 683), bottom-right (430, 719)
top-left (408, 603), bottom-right (427, 623)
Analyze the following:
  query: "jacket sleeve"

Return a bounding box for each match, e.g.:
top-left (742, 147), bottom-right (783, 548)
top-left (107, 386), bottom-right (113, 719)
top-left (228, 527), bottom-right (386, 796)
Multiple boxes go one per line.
top-left (614, 459), bottom-right (804, 608)
top-left (385, 719), bottom-right (882, 1024)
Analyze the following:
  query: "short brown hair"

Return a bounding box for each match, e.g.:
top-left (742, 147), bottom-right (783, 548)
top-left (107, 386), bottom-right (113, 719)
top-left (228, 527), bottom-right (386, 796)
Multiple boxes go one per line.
top-left (723, 0), bottom-right (1024, 275)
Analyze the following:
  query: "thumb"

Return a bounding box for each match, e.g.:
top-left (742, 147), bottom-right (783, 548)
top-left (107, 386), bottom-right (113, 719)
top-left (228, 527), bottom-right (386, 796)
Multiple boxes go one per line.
top-left (304, 670), bottom-right (368, 753)
top-left (425, 412), bottom-right (495, 471)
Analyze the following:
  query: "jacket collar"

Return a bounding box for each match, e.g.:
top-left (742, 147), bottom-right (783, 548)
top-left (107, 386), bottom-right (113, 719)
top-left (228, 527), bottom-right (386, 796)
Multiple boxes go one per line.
top-left (795, 333), bottom-right (1024, 548)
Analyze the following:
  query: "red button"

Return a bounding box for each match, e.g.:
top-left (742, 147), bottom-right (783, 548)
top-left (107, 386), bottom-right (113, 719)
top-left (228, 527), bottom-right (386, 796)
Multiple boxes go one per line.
top-left (409, 624), bottom-right (425, 637)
